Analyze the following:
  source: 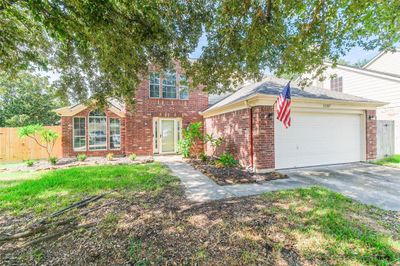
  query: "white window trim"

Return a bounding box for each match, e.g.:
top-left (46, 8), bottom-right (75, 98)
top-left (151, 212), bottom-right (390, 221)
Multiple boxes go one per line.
top-left (109, 118), bottom-right (121, 151)
top-left (73, 116), bottom-right (86, 152)
top-left (88, 112), bottom-right (107, 151)
top-left (178, 74), bottom-right (189, 100)
top-left (149, 72), bottom-right (161, 98)
top-left (162, 71), bottom-right (178, 99)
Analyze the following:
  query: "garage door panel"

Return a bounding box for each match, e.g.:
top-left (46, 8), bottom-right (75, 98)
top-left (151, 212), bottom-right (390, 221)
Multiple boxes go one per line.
top-left (275, 111), bottom-right (362, 169)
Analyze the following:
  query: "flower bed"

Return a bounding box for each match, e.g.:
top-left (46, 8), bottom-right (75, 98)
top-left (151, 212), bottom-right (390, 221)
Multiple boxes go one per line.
top-left (187, 158), bottom-right (287, 185)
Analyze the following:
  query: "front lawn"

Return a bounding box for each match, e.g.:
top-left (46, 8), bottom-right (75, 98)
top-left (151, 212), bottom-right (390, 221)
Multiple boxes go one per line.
top-left (374, 154), bottom-right (400, 167)
top-left (0, 163), bottom-right (177, 214)
top-left (1, 173), bottom-right (398, 266)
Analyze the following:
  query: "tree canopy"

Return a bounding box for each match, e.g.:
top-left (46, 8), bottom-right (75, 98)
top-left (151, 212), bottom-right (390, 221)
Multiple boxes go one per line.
top-left (0, 72), bottom-right (64, 127)
top-left (1, 0), bottom-right (399, 103)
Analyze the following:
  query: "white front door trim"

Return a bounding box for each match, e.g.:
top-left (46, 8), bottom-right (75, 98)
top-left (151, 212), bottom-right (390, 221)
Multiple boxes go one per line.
top-left (153, 117), bottom-right (182, 154)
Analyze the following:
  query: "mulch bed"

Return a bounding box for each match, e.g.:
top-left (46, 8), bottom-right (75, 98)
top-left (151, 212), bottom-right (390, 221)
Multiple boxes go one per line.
top-left (187, 158), bottom-right (288, 185)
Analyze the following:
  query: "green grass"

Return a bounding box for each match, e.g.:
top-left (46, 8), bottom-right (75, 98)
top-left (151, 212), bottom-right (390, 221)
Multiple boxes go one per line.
top-left (263, 187), bottom-right (400, 265)
top-left (374, 154), bottom-right (400, 167)
top-left (0, 163), bottom-right (177, 214)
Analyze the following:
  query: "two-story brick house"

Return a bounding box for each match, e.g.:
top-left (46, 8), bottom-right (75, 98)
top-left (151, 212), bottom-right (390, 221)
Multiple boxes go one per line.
top-left (57, 62), bottom-right (383, 172)
top-left (55, 62), bottom-right (209, 158)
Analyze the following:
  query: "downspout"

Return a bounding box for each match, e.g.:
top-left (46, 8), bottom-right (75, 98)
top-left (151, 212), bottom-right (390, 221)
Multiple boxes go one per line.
top-left (246, 100), bottom-right (254, 171)
top-left (250, 106), bottom-right (254, 170)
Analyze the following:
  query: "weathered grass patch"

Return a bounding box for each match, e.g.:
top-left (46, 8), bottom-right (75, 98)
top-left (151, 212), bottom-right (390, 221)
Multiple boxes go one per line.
top-left (262, 187), bottom-right (400, 265)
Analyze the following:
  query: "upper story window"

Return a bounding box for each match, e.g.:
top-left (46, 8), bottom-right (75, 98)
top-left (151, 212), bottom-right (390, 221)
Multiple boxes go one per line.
top-left (149, 72), bottom-right (160, 98)
top-left (88, 110), bottom-right (107, 151)
top-left (179, 75), bottom-right (189, 100)
top-left (330, 76), bottom-right (343, 92)
top-left (162, 70), bottom-right (177, 99)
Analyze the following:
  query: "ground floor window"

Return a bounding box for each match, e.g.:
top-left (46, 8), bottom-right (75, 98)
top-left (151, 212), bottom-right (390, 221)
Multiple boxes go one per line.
top-left (73, 117), bottom-right (86, 151)
top-left (88, 110), bottom-right (107, 150)
top-left (110, 118), bottom-right (121, 150)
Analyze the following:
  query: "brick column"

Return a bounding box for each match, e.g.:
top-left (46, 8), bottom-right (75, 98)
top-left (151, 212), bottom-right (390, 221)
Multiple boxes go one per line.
top-left (252, 106), bottom-right (275, 172)
top-left (61, 116), bottom-right (73, 158)
top-left (366, 110), bottom-right (377, 160)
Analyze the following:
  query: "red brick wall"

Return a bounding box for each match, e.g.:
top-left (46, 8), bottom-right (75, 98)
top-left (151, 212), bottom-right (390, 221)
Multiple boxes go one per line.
top-left (366, 110), bottom-right (377, 160)
top-left (61, 62), bottom-right (208, 157)
top-left (123, 62), bottom-right (208, 155)
top-left (204, 106), bottom-right (275, 172)
top-left (204, 109), bottom-right (251, 167)
top-left (252, 106), bottom-right (275, 171)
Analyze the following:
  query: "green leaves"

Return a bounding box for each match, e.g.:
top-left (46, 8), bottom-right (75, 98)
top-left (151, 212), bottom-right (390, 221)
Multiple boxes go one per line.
top-left (18, 124), bottom-right (59, 160)
top-left (18, 124), bottom-right (44, 139)
top-left (1, 0), bottom-right (399, 102)
top-left (0, 72), bottom-right (62, 127)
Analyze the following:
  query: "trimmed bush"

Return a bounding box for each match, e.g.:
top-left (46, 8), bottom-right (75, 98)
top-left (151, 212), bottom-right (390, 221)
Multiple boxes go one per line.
top-left (49, 157), bottom-right (57, 165)
top-left (77, 154), bottom-right (87, 162)
top-left (25, 160), bottom-right (35, 167)
top-left (218, 152), bottom-right (238, 168)
top-left (106, 153), bottom-right (114, 161)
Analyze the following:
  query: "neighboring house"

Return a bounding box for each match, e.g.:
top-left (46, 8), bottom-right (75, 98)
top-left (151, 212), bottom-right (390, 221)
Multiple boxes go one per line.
top-left (307, 49), bottom-right (400, 153)
top-left (55, 62), bottom-right (209, 157)
top-left (202, 77), bottom-right (383, 172)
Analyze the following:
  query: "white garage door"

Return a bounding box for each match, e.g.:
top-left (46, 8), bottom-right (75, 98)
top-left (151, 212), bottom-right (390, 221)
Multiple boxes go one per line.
top-left (275, 111), bottom-right (363, 169)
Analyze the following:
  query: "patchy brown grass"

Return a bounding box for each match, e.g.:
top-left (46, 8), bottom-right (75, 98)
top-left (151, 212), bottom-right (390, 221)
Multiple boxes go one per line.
top-left (0, 182), bottom-right (399, 265)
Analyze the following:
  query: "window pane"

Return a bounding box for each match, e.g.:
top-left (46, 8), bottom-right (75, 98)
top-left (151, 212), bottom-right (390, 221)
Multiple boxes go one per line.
top-left (149, 73), bottom-right (160, 98)
top-left (73, 117), bottom-right (86, 151)
top-left (110, 118), bottom-right (121, 150)
top-left (179, 74), bottom-right (189, 100)
top-left (88, 114), bottom-right (107, 150)
top-left (162, 70), bottom-right (177, 98)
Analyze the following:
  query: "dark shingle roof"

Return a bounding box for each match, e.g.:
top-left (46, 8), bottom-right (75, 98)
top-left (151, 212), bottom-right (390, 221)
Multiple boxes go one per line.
top-left (206, 76), bottom-right (384, 112)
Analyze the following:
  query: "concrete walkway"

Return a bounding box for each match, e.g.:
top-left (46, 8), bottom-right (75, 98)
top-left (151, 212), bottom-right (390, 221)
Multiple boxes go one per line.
top-left (157, 155), bottom-right (310, 202)
top-left (156, 156), bottom-right (400, 211)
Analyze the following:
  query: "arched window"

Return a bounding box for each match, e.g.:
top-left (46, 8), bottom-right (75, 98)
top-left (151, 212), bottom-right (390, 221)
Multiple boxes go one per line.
top-left (88, 110), bottom-right (107, 150)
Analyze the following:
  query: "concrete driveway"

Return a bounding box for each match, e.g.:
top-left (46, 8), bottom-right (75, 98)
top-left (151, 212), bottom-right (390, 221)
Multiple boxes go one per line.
top-left (163, 156), bottom-right (400, 211)
top-left (279, 163), bottom-right (400, 211)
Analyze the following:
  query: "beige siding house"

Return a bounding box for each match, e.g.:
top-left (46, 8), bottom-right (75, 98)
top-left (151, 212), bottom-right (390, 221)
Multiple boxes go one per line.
top-left (363, 49), bottom-right (400, 75)
top-left (308, 49), bottom-right (400, 153)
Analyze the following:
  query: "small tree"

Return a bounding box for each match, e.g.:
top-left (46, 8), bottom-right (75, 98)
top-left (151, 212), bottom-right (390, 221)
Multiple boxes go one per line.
top-left (179, 122), bottom-right (203, 158)
top-left (19, 124), bottom-right (59, 162)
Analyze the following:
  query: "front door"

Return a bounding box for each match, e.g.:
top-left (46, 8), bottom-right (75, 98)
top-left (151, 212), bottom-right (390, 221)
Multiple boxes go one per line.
top-left (161, 119), bottom-right (175, 153)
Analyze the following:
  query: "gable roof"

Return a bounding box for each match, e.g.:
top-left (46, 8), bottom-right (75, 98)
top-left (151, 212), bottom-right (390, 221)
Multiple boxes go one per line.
top-left (324, 62), bottom-right (400, 81)
top-left (203, 76), bottom-right (385, 116)
top-left (55, 99), bottom-right (126, 117)
top-left (362, 48), bottom-right (400, 69)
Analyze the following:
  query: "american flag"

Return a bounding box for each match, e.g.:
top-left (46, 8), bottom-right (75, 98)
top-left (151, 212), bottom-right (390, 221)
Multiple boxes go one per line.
top-left (276, 82), bottom-right (291, 128)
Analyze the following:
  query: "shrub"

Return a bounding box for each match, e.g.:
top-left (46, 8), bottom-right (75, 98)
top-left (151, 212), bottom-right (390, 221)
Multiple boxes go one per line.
top-left (129, 153), bottom-right (137, 161)
top-left (77, 154), bottom-right (87, 162)
top-left (26, 160), bottom-right (35, 167)
top-left (199, 153), bottom-right (208, 162)
top-left (106, 153), bottom-right (114, 161)
top-left (204, 133), bottom-right (224, 158)
top-left (179, 122), bottom-right (203, 158)
top-left (49, 156), bottom-right (57, 165)
top-left (218, 152), bottom-right (238, 168)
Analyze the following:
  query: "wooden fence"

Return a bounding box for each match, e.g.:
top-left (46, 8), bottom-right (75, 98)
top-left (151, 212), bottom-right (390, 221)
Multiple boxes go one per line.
top-left (0, 126), bottom-right (62, 163)
top-left (376, 120), bottom-right (395, 159)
